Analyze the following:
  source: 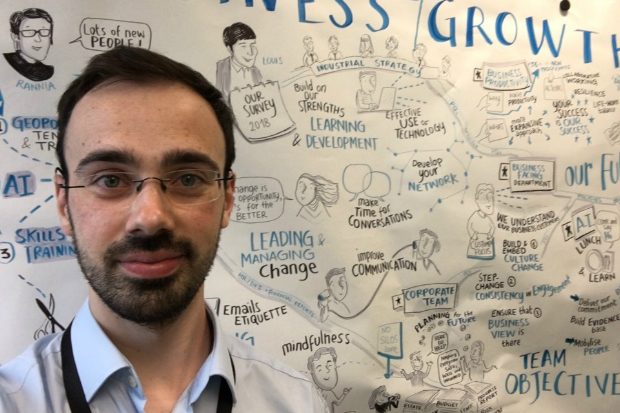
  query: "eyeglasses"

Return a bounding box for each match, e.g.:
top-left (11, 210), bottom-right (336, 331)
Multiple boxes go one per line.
top-left (19, 29), bottom-right (51, 38)
top-left (58, 168), bottom-right (232, 206)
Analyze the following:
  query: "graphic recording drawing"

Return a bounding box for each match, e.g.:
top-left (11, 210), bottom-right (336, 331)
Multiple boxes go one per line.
top-left (302, 35), bottom-right (319, 66)
top-left (34, 294), bottom-right (65, 339)
top-left (400, 351), bottom-right (433, 388)
top-left (342, 164), bottom-right (391, 201)
top-left (3, 8), bottom-right (54, 81)
top-left (295, 173), bottom-right (339, 223)
top-left (416, 229), bottom-right (441, 275)
top-left (308, 347), bottom-right (352, 413)
top-left (359, 34), bottom-right (374, 58)
top-left (318, 267), bottom-right (351, 322)
top-left (368, 385), bottom-right (400, 412)
top-left (327, 35), bottom-right (343, 60)
top-left (215, 22), bottom-right (263, 102)
top-left (356, 71), bottom-right (378, 111)
top-left (467, 183), bottom-right (496, 260)
top-left (384, 35), bottom-right (399, 58)
top-left (460, 340), bottom-right (497, 382)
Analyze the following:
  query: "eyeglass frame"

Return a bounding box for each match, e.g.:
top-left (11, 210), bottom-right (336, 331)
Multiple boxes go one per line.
top-left (19, 28), bottom-right (52, 38)
top-left (55, 167), bottom-right (235, 205)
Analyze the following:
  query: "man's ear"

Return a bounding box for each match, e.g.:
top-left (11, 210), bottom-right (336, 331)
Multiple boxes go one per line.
top-left (220, 176), bottom-right (236, 229)
top-left (10, 32), bottom-right (19, 50)
top-left (54, 172), bottom-right (73, 237)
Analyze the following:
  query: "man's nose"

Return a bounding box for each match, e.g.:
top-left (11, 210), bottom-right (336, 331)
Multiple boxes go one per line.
top-left (125, 180), bottom-right (175, 236)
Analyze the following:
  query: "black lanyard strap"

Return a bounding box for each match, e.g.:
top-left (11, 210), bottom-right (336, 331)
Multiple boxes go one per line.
top-left (60, 323), bottom-right (235, 413)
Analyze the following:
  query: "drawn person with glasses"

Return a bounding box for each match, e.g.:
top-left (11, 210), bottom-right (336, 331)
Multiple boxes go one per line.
top-left (0, 47), bottom-right (328, 412)
top-left (3, 8), bottom-right (54, 81)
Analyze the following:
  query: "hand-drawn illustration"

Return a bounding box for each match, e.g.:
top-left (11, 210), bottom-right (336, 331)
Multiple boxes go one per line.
top-left (342, 164), bottom-right (391, 201)
top-left (368, 385), bottom-right (400, 412)
top-left (356, 71), bottom-right (378, 111)
top-left (327, 35), bottom-right (343, 60)
top-left (460, 340), bottom-right (497, 382)
top-left (3, 8), bottom-right (54, 81)
top-left (33, 294), bottom-right (65, 339)
top-left (359, 34), bottom-right (374, 57)
top-left (295, 173), bottom-right (339, 223)
top-left (411, 43), bottom-right (427, 69)
top-left (303, 35), bottom-right (319, 66)
top-left (400, 351), bottom-right (433, 388)
top-left (308, 347), bottom-right (352, 413)
top-left (467, 183), bottom-right (496, 260)
top-left (216, 22), bottom-right (263, 102)
top-left (318, 267), bottom-right (351, 321)
top-left (415, 228), bottom-right (441, 275)
top-left (385, 35), bottom-right (399, 58)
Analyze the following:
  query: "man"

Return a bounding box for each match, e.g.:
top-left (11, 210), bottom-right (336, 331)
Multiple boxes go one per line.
top-left (317, 267), bottom-right (350, 321)
top-left (302, 35), bottom-right (319, 66)
top-left (0, 46), bottom-right (327, 412)
top-left (400, 351), bottom-right (433, 388)
top-left (307, 347), bottom-right (351, 413)
top-left (215, 22), bottom-right (263, 102)
top-left (415, 228), bottom-right (441, 275)
top-left (3, 7), bottom-right (54, 81)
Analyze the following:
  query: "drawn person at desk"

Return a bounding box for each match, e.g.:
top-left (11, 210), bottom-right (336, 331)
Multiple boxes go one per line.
top-left (308, 347), bottom-right (351, 413)
top-left (356, 71), bottom-right (378, 111)
top-left (368, 385), bottom-right (400, 413)
top-left (415, 228), bottom-right (441, 275)
top-left (359, 34), bottom-right (374, 57)
top-left (400, 351), bottom-right (433, 388)
top-left (318, 267), bottom-right (350, 321)
top-left (302, 35), bottom-right (319, 66)
top-left (295, 173), bottom-right (339, 223)
top-left (216, 22), bottom-right (263, 102)
top-left (467, 183), bottom-right (495, 259)
top-left (327, 35), bottom-right (343, 60)
top-left (3, 8), bottom-right (54, 81)
top-left (460, 340), bottom-right (497, 382)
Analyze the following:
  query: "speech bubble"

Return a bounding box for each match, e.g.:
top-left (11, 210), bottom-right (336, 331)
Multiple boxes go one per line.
top-left (232, 177), bottom-right (286, 223)
top-left (437, 349), bottom-right (463, 386)
top-left (364, 171), bottom-right (391, 200)
top-left (431, 332), bottom-right (448, 354)
top-left (342, 164), bottom-right (372, 200)
top-left (595, 210), bottom-right (620, 243)
top-left (71, 18), bottom-right (152, 51)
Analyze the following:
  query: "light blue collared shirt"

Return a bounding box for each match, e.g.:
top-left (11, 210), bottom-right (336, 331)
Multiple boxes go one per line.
top-left (0, 301), bottom-right (328, 412)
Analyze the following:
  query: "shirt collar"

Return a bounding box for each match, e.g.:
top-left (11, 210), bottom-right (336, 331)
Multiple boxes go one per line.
top-left (71, 300), bottom-right (237, 405)
top-left (230, 57), bottom-right (249, 74)
top-left (71, 300), bottom-right (132, 402)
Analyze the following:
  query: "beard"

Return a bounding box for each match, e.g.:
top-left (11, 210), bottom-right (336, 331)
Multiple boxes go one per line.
top-left (71, 219), bottom-right (220, 326)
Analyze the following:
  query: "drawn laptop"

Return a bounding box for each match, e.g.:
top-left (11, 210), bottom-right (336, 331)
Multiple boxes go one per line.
top-left (376, 87), bottom-right (396, 111)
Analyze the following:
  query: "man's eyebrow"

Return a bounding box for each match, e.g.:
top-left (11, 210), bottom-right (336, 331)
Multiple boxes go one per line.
top-left (161, 150), bottom-right (221, 171)
top-left (75, 149), bottom-right (138, 173)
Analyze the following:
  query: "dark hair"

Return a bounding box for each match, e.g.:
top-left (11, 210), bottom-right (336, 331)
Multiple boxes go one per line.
top-left (9, 8), bottom-right (54, 44)
top-left (222, 22), bottom-right (256, 49)
top-left (56, 46), bottom-right (235, 179)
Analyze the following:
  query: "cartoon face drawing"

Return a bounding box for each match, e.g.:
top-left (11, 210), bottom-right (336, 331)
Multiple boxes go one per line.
top-left (231, 39), bottom-right (257, 68)
top-left (476, 191), bottom-right (494, 215)
top-left (411, 353), bottom-right (423, 370)
top-left (329, 35), bottom-right (339, 52)
top-left (13, 17), bottom-right (52, 62)
top-left (328, 273), bottom-right (348, 301)
top-left (418, 232), bottom-right (436, 259)
top-left (360, 72), bottom-right (376, 94)
top-left (311, 351), bottom-right (338, 391)
top-left (295, 176), bottom-right (316, 206)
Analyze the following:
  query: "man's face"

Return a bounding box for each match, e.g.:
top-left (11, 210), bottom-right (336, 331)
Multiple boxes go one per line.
top-left (230, 39), bottom-right (257, 68)
top-left (304, 38), bottom-right (314, 52)
top-left (328, 274), bottom-right (348, 301)
top-left (418, 233), bottom-right (435, 258)
top-left (411, 355), bottom-right (423, 370)
top-left (311, 352), bottom-right (338, 391)
top-left (55, 81), bottom-right (234, 325)
top-left (13, 17), bottom-right (52, 62)
top-left (329, 37), bottom-right (338, 52)
top-left (476, 192), bottom-right (494, 215)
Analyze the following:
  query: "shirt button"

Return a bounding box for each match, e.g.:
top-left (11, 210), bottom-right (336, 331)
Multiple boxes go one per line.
top-left (128, 375), bottom-right (138, 388)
